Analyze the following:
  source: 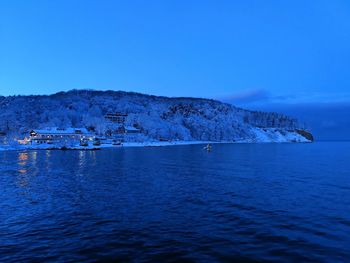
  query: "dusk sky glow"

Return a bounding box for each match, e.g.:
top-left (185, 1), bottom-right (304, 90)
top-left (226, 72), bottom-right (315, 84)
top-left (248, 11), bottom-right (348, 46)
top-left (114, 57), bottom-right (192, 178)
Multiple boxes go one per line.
top-left (1, 1), bottom-right (350, 139)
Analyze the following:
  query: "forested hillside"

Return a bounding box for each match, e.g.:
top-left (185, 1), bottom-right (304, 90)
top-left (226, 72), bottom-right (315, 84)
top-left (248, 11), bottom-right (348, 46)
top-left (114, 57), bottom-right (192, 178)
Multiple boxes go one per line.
top-left (0, 90), bottom-right (310, 142)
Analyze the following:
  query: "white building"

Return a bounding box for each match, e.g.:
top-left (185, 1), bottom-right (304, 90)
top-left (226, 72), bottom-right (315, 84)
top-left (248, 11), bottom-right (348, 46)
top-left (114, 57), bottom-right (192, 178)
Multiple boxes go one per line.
top-left (29, 128), bottom-right (93, 145)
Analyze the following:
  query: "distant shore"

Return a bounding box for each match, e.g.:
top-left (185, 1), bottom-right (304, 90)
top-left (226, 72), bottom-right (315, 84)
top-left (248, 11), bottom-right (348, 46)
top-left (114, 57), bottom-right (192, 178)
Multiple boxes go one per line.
top-left (0, 138), bottom-right (312, 151)
top-left (0, 141), bottom-right (228, 151)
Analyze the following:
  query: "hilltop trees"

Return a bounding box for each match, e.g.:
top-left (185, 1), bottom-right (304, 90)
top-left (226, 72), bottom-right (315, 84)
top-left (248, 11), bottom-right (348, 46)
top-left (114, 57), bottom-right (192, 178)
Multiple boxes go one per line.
top-left (0, 90), bottom-right (301, 141)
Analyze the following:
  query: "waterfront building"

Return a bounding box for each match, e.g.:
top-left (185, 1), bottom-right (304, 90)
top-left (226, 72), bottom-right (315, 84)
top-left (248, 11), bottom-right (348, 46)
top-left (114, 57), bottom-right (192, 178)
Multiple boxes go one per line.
top-left (29, 128), bottom-right (93, 145)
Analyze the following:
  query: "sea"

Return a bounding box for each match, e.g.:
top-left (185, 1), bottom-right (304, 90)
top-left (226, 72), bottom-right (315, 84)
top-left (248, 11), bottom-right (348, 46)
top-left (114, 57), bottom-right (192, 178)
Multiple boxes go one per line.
top-left (0, 142), bottom-right (349, 262)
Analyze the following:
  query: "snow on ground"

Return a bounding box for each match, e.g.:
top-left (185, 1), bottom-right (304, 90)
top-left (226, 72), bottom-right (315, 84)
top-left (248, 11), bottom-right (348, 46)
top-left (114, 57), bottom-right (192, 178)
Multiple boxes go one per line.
top-left (252, 128), bottom-right (310, 143)
top-left (0, 129), bottom-right (311, 152)
top-left (0, 90), bottom-right (304, 143)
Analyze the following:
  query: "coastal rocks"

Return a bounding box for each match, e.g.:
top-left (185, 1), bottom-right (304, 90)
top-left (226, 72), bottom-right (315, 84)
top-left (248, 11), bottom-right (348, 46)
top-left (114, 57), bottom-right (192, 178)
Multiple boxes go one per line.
top-left (295, 129), bottom-right (314, 142)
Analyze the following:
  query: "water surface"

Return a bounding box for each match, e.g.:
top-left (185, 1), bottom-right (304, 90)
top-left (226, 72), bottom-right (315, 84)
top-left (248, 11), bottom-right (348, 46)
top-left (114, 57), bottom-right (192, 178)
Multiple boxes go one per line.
top-left (1, 142), bottom-right (350, 262)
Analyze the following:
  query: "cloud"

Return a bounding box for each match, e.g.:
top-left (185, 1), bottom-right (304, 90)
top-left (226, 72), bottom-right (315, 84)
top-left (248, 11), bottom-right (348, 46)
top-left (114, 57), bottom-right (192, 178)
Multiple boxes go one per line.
top-left (219, 89), bottom-right (271, 104)
top-left (219, 89), bottom-right (350, 106)
top-left (217, 89), bottom-right (350, 140)
top-left (218, 89), bottom-right (299, 105)
top-left (250, 102), bottom-right (350, 141)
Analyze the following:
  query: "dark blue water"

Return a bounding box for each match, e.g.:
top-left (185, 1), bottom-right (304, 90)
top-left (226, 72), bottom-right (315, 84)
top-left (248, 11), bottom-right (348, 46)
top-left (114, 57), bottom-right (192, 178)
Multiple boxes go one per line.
top-left (1, 142), bottom-right (350, 262)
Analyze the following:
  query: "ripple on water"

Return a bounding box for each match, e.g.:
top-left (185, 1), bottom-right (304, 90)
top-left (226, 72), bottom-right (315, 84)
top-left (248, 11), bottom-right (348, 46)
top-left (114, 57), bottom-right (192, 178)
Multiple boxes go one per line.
top-left (0, 143), bottom-right (350, 262)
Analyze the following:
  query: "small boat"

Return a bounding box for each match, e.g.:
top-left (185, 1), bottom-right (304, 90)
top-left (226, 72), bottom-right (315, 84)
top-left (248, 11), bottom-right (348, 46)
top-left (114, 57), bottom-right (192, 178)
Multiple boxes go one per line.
top-left (80, 140), bottom-right (89, 147)
top-left (93, 138), bottom-right (101, 146)
top-left (204, 144), bottom-right (212, 152)
top-left (112, 139), bottom-right (122, 146)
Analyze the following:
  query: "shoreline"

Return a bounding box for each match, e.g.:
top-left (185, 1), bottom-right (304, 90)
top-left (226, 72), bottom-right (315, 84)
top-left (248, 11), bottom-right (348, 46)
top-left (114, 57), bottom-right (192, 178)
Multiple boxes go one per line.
top-left (0, 139), bottom-right (312, 152)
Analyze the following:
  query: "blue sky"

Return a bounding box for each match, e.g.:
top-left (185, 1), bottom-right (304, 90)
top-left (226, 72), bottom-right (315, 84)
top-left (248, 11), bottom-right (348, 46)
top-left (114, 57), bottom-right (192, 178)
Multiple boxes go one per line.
top-left (1, 0), bottom-right (350, 139)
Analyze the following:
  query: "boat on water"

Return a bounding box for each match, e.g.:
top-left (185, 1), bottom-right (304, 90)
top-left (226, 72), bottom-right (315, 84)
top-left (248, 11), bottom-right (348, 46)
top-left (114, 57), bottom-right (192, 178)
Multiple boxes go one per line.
top-left (93, 138), bottom-right (101, 146)
top-left (80, 140), bottom-right (89, 147)
top-left (112, 139), bottom-right (122, 146)
top-left (204, 144), bottom-right (212, 152)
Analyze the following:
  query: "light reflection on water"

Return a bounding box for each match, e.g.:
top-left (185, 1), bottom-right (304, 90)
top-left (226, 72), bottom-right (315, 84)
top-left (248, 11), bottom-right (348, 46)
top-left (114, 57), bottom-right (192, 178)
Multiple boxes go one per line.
top-left (18, 152), bottom-right (28, 162)
top-left (0, 142), bottom-right (350, 262)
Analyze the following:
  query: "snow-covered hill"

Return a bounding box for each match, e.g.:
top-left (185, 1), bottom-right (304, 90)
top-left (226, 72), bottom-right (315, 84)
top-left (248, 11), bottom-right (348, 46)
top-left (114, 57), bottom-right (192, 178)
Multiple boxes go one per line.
top-left (0, 90), bottom-right (313, 143)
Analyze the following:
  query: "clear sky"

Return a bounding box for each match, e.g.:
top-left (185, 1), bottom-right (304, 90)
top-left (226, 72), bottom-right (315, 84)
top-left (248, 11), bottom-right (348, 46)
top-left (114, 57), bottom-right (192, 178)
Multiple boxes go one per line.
top-left (1, 0), bottom-right (350, 139)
